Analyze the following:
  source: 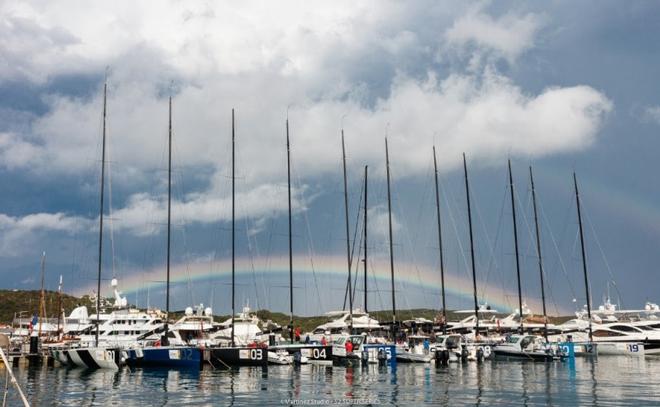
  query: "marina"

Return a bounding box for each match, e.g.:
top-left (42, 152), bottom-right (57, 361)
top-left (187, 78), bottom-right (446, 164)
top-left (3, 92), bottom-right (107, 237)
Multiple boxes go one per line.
top-left (2, 1), bottom-right (660, 406)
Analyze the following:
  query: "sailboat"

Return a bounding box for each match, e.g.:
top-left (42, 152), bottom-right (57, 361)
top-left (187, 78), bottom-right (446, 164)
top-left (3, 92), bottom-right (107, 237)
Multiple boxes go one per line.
top-left (548, 173), bottom-right (650, 356)
top-left (493, 161), bottom-right (559, 361)
top-left (66, 81), bottom-right (122, 369)
top-left (436, 154), bottom-right (502, 361)
top-left (267, 116), bottom-right (332, 365)
top-left (566, 173), bottom-right (598, 356)
top-left (207, 109), bottom-right (268, 368)
top-left (329, 132), bottom-right (396, 366)
top-left (122, 96), bottom-right (202, 368)
top-left (366, 138), bottom-right (429, 365)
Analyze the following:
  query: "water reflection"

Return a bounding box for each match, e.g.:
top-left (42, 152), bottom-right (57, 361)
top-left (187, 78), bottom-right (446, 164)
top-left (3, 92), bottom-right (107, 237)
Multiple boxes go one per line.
top-left (2, 358), bottom-right (660, 405)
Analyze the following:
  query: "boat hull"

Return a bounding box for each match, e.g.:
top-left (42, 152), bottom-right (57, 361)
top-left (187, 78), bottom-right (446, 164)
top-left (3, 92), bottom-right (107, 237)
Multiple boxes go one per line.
top-left (493, 349), bottom-right (555, 361)
top-left (396, 352), bottom-right (432, 363)
top-left (67, 347), bottom-right (121, 369)
top-left (269, 344), bottom-right (333, 365)
top-left (363, 344), bottom-right (397, 365)
top-left (124, 346), bottom-right (202, 368)
top-left (597, 342), bottom-right (645, 356)
top-left (207, 347), bottom-right (268, 368)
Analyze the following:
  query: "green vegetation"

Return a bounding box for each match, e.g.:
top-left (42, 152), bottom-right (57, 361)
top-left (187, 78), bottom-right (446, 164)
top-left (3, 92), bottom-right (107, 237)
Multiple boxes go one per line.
top-left (0, 290), bottom-right (573, 330)
top-left (0, 290), bottom-right (93, 324)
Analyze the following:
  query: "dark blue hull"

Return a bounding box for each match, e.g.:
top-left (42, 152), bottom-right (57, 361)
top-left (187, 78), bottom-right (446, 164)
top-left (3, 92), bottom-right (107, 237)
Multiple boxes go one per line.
top-left (363, 344), bottom-right (397, 366)
top-left (124, 346), bottom-right (202, 369)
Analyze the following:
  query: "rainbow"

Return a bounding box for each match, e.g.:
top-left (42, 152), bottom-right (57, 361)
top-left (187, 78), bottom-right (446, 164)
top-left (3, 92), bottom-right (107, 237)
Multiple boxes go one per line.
top-left (73, 254), bottom-right (570, 315)
top-left (536, 165), bottom-right (660, 238)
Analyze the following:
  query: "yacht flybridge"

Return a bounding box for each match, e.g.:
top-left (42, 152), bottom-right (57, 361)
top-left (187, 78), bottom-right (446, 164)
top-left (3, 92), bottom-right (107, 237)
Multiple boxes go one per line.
top-left (307, 309), bottom-right (383, 342)
top-left (212, 306), bottom-right (273, 346)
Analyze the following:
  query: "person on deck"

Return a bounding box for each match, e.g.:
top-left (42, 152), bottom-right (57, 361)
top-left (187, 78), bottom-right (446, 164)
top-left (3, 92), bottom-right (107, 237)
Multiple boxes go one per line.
top-left (345, 340), bottom-right (354, 354)
top-left (321, 336), bottom-right (327, 346)
top-left (294, 327), bottom-right (301, 342)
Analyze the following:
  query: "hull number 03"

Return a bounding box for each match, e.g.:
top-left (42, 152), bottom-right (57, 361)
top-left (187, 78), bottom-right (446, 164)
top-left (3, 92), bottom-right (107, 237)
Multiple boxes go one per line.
top-left (250, 349), bottom-right (263, 360)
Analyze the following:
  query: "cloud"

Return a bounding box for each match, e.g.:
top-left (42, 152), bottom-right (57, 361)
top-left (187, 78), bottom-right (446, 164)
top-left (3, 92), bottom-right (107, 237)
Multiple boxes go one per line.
top-left (110, 184), bottom-right (309, 236)
top-left (444, 6), bottom-right (543, 65)
top-left (643, 105), bottom-right (660, 125)
top-left (0, 212), bottom-right (91, 256)
top-left (0, 132), bottom-right (44, 169)
top-left (1, 68), bottom-right (611, 179)
top-left (0, 1), bottom-right (611, 252)
top-left (0, 15), bottom-right (81, 83)
top-left (368, 205), bottom-right (401, 243)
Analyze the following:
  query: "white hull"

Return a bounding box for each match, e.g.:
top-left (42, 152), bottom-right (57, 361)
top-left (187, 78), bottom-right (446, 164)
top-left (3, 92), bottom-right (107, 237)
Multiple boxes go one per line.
top-left (68, 347), bottom-right (119, 369)
top-left (396, 351), bottom-right (432, 363)
top-left (268, 351), bottom-right (293, 365)
top-left (596, 342), bottom-right (645, 356)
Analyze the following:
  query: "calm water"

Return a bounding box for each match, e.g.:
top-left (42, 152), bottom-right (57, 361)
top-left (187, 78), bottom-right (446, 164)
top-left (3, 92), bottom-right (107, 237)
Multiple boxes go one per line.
top-left (2, 358), bottom-right (660, 406)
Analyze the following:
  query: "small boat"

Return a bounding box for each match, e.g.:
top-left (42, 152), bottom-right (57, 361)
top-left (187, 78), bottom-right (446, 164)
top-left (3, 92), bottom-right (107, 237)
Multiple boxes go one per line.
top-left (396, 335), bottom-right (432, 363)
top-left (332, 335), bottom-right (367, 366)
top-left (268, 349), bottom-right (294, 365)
top-left (432, 333), bottom-right (489, 363)
top-left (269, 343), bottom-right (333, 365)
top-left (493, 334), bottom-right (559, 361)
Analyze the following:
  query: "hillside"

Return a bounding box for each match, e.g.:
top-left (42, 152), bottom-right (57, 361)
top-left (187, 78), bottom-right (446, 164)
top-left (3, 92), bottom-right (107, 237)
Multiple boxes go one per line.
top-left (0, 290), bottom-right (573, 331)
top-left (0, 290), bottom-right (94, 324)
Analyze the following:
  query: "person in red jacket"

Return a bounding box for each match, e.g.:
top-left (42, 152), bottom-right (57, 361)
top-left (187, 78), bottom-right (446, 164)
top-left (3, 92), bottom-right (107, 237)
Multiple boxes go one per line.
top-left (345, 340), bottom-right (354, 354)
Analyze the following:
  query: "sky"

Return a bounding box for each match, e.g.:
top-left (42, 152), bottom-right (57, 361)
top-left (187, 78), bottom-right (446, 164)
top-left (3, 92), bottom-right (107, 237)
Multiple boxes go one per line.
top-left (1, 1), bottom-right (659, 317)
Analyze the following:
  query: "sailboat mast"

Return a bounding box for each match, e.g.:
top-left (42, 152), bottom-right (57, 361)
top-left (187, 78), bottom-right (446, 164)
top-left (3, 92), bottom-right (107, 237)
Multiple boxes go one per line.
top-left (574, 172), bottom-right (593, 342)
top-left (363, 166), bottom-right (368, 313)
top-left (38, 252), bottom-right (46, 338)
top-left (508, 160), bottom-right (524, 334)
top-left (287, 117), bottom-right (294, 344)
top-left (95, 81), bottom-right (107, 348)
top-left (463, 153), bottom-right (479, 334)
top-left (341, 131), bottom-right (353, 332)
top-left (163, 95), bottom-right (172, 345)
top-left (529, 167), bottom-right (548, 341)
top-left (231, 109), bottom-right (236, 347)
top-left (433, 147), bottom-right (447, 334)
top-left (386, 138), bottom-right (396, 327)
top-left (56, 275), bottom-right (62, 340)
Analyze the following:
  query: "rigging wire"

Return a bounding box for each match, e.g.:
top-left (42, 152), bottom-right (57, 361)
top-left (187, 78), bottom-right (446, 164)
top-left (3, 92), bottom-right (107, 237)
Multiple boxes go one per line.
top-left (391, 166), bottom-right (433, 317)
top-left (243, 211), bottom-right (263, 311)
top-left (343, 178), bottom-right (365, 309)
top-left (517, 184), bottom-right (561, 316)
top-left (106, 116), bottom-right (119, 282)
top-left (292, 160), bottom-right (324, 315)
top-left (477, 180), bottom-right (508, 309)
top-left (439, 175), bottom-right (473, 309)
top-left (538, 198), bottom-right (578, 306)
top-left (170, 124), bottom-right (196, 308)
top-left (582, 200), bottom-right (624, 308)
